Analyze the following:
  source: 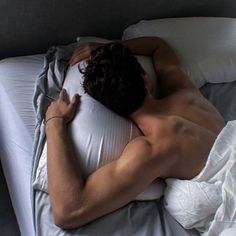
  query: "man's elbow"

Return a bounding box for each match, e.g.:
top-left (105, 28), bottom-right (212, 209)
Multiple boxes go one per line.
top-left (53, 206), bottom-right (85, 230)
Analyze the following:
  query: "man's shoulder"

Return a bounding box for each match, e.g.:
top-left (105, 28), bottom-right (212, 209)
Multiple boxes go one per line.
top-left (121, 136), bottom-right (154, 158)
top-left (124, 129), bottom-right (167, 156)
top-left (126, 136), bottom-right (152, 150)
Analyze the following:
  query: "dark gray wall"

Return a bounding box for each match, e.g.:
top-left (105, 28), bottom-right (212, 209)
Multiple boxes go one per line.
top-left (1, 0), bottom-right (236, 59)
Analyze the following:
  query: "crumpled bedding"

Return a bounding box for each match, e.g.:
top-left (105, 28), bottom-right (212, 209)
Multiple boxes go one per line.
top-left (32, 44), bottom-right (199, 236)
top-left (33, 51), bottom-right (165, 201)
top-left (164, 120), bottom-right (236, 236)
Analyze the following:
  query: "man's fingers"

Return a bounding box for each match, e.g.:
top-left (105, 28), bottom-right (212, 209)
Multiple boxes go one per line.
top-left (71, 94), bottom-right (80, 105)
top-left (59, 89), bottom-right (70, 104)
top-left (69, 48), bottom-right (83, 65)
top-left (59, 89), bottom-right (65, 100)
top-left (59, 89), bottom-right (67, 99)
top-left (69, 51), bottom-right (90, 66)
top-left (69, 94), bottom-right (80, 110)
top-left (69, 42), bottom-right (104, 65)
top-left (69, 46), bottom-right (87, 64)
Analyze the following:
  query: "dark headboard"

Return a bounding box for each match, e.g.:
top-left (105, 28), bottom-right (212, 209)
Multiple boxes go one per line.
top-left (1, 0), bottom-right (235, 59)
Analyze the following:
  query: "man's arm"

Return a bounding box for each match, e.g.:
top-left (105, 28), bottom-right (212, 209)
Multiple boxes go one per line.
top-left (45, 90), bottom-right (163, 229)
top-left (122, 37), bottom-right (197, 97)
top-left (69, 37), bottom-right (197, 97)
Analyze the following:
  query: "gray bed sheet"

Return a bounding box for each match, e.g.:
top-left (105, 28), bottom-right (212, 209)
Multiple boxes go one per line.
top-left (200, 81), bottom-right (236, 123)
top-left (35, 191), bottom-right (199, 236)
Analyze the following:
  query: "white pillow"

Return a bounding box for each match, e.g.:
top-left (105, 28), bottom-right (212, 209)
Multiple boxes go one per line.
top-left (123, 17), bottom-right (236, 88)
top-left (33, 37), bottom-right (165, 201)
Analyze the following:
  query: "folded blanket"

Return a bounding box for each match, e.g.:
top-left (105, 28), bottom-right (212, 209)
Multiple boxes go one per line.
top-left (164, 121), bottom-right (236, 236)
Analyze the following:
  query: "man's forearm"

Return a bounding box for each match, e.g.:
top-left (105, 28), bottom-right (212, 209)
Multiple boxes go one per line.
top-left (122, 37), bottom-right (180, 71)
top-left (122, 37), bottom-right (197, 97)
top-left (122, 37), bottom-right (162, 56)
top-left (46, 119), bottom-right (84, 222)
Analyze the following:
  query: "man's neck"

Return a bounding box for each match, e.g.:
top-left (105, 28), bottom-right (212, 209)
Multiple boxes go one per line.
top-left (129, 96), bottom-right (161, 136)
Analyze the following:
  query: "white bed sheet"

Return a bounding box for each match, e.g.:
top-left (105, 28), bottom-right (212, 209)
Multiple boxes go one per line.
top-left (0, 55), bottom-right (44, 236)
top-left (0, 54), bottom-right (200, 236)
top-left (2, 52), bottom-right (236, 236)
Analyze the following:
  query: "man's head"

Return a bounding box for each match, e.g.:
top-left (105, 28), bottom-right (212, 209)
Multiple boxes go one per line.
top-left (80, 42), bottom-right (147, 117)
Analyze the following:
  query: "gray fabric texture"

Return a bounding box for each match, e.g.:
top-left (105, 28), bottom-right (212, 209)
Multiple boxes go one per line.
top-left (35, 191), bottom-right (199, 236)
top-left (1, 0), bottom-right (236, 59)
top-left (200, 81), bottom-right (236, 123)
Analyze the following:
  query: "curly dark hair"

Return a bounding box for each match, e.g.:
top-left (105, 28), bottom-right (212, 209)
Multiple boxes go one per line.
top-left (80, 42), bottom-right (147, 116)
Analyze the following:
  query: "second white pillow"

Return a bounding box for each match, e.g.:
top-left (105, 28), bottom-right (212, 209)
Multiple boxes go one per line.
top-left (123, 17), bottom-right (236, 88)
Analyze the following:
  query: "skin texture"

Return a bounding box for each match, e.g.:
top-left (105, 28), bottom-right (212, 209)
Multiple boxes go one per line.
top-left (45, 37), bottom-right (225, 229)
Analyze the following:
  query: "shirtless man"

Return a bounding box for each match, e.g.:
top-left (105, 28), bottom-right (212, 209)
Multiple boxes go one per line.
top-left (45, 37), bottom-right (225, 229)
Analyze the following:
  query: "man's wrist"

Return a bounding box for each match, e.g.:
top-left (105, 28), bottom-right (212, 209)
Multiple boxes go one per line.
top-left (45, 117), bottom-right (66, 134)
top-left (45, 116), bottom-right (64, 125)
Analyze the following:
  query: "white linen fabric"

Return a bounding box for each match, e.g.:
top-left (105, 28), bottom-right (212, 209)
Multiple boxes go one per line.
top-left (33, 60), bottom-right (164, 201)
top-left (0, 54), bottom-right (44, 236)
top-left (164, 121), bottom-right (236, 236)
top-left (123, 17), bottom-right (236, 88)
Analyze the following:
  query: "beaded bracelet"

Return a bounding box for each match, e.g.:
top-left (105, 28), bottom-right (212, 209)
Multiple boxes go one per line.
top-left (44, 116), bottom-right (64, 126)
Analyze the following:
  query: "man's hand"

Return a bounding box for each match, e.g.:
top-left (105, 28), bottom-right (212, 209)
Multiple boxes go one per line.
top-left (45, 89), bottom-right (80, 125)
top-left (69, 42), bottom-right (104, 66)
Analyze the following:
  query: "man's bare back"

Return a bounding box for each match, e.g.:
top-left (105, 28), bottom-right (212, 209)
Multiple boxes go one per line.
top-left (128, 86), bottom-right (225, 180)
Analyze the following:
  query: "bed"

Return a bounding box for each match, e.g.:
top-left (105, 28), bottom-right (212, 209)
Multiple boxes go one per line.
top-left (0, 1), bottom-right (236, 236)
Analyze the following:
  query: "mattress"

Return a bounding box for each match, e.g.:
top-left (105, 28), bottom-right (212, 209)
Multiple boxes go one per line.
top-left (1, 54), bottom-right (236, 236)
top-left (0, 55), bottom-right (44, 236)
